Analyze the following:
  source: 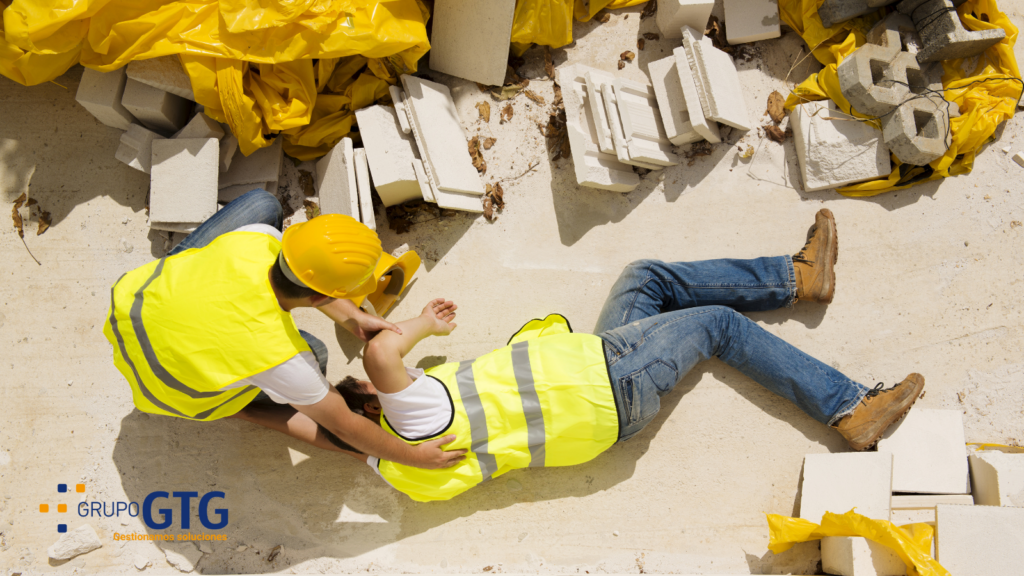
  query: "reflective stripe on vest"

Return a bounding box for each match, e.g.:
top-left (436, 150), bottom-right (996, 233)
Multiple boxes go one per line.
top-left (378, 315), bottom-right (618, 501)
top-left (102, 231), bottom-right (311, 421)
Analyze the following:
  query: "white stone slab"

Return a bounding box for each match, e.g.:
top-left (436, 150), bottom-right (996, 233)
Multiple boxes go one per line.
top-left (969, 452), bottom-right (1024, 507)
top-left (355, 105), bottom-right (422, 206)
top-left (613, 77), bottom-right (679, 166)
top-left (76, 67), bottom-right (137, 130)
top-left (584, 71), bottom-right (617, 155)
top-left (681, 27), bottom-right (751, 130)
top-left (399, 75), bottom-right (485, 196)
top-left (315, 137), bottom-right (359, 218)
top-left (116, 124), bottom-right (166, 174)
top-left (601, 83), bottom-right (664, 170)
top-left (121, 79), bottom-right (190, 135)
top-left (412, 159), bottom-right (438, 204)
top-left (429, 0), bottom-right (515, 86)
top-left (724, 0), bottom-right (781, 45)
top-left (680, 28), bottom-right (713, 118)
top-left (556, 64), bottom-right (640, 192)
top-left (389, 85), bottom-right (412, 134)
top-left (672, 46), bottom-right (720, 143)
top-left (877, 408), bottom-right (970, 494)
top-left (647, 56), bottom-right (701, 146)
top-left (800, 452), bottom-right (893, 523)
top-left (935, 504), bottom-right (1024, 575)
top-left (790, 100), bottom-right (891, 192)
top-left (354, 148), bottom-right (376, 230)
top-left (656, 0), bottom-right (714, 39)
top-left (218, 183), bottom-right (266, 204)
top-left (174, 113), bottom-right (224, 140)
top-left (126, 55), bottom-right (195, 100)
top-left (150, 138), bottom-right (219, 228)
top-left (821, 536), bottom-right (906, 576)
top-left (219, 138), bottom-right (283, 189)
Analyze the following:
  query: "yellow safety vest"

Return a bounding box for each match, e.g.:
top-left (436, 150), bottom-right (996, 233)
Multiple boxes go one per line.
top-left (377, 314), bottom-right (619, 501)
top-left (102, 231), bottom-right (311, 421)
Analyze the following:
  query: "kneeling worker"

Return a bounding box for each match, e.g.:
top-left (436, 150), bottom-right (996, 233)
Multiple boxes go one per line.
top-left (337, 210), bottom-right (926, 501)
top-left (103, 188), bottom-right (465, 470)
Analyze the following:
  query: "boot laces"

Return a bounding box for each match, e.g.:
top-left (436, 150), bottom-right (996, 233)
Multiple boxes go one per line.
top-left (793, 234), bottom-right (815, 265)
top-left (865, 382), bottom-right (886, 398)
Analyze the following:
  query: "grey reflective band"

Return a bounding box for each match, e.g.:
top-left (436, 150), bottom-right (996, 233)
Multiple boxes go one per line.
top-left (511, 341), bottom-right (547, 467)
top-left (456, 360), bottom-right (498, 481)
top-left (276, 250), bottom-right (311, 289)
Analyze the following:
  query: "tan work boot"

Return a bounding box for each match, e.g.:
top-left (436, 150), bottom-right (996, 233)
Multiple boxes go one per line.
top-left (834, 374), bottom-right (926, 451)
top-left (794, 209), bottom-right (838, 304)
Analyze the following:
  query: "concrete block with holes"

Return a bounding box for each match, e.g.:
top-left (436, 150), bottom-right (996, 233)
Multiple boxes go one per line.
top-left (877, 408), bottom-right (971, 494)
top-left (75, 67), bottom-right (138, 130)
top-left (723, 0), bottom-right (780, 45)
top-left (149, 138), bottom-right (219, 231)
top-left (428, 0), bottom-right (516, 86)
top-left (897, 0), bottom-right (1005, 63)
top-left (969, 451), bottom-right (1024, 507)
top-left (121, 79), bottom-right (191, 135)
top-left (935, 504), bottom-right (1024, 575)
top-left (656, 0), bottom-right (713, 39)
top-left (790, 100), bottom-right (891, 192)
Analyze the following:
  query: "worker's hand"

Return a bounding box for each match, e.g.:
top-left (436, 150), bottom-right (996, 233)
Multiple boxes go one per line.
top-left (421, 298), bottom-right (457, 336)
top-left (412, 434), bottom-right (467, 469)
top-left (351, 313), bottom-right (403, 342)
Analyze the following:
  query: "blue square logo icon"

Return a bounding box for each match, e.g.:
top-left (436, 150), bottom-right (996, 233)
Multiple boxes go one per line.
top-left (57, 484), bottom-right (67, 493)
top-left (57, 524), bottom-right (67, 533)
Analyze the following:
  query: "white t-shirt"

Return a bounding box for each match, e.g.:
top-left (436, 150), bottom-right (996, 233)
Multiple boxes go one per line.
top-left (218, 224), bottom-right (330, 406)
top-left (366, 367), bottom-right (453, 476)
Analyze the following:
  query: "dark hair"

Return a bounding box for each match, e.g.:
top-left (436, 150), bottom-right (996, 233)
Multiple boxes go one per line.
top-left (269, 254), bottom-right (322, 300)
top-left (335, 376), bottom-right (378, 413)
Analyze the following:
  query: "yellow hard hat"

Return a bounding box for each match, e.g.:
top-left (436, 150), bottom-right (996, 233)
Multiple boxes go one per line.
top-left (280, 214), bottom-right (383, 299)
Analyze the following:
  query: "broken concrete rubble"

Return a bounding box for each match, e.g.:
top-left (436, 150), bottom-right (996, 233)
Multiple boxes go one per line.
top-left (150, 138), bottom-right (219, 231)
top-left (968, 451), bottom-right (1024, 507)
top-left (877, 408), bottom-right (970, 494)
top-left (315, 137), bottom-right (360, 219)
top-left (126, 55), bottom-right (195, 101)
top-left (121, 78), bottom-right (190, 135)
top-left (656, 0), bottom-right (714, 40)
top-left (723, 0), bottom-right (781, 45)
top-left (115, 124), bottom-right (165, 174)
top-left (429, 0), bottom-right (516, 87)
top-left (790, 100), bottom-right (891, 192)
top-left (47, 524), bottom-right (103, 560)
top-left (680, 26), bottom-right (750, 131)
top-left (75, 67), bottom-right (137, 130)
top-left (355, 105), bottom-right (423, 206)
top-left (897, 0), bottom-right (1005, 63)
top-left (935, 504), bottom-right (1024, 575)
top-left (611, 78), bottom-right (679, 166)
top-left (647, 56), bottom-right (701, 146)
top-left (672, 47), bottom-right (721, 144)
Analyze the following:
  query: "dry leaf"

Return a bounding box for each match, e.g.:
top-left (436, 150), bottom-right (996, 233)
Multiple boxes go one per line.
top-left (740, 145), bottom-right (755, 159)
top-left (643, 32), bottom-right (660, 40)
top-left (641, 0), bottom-right (657, 19)
top-left (298, 170), bottom-right (316, 197)
top-left (524, 90), bottom-right (545, 105)
top-left (617, 60), bottom-right (626, 70)
top-left (490, 182), bottom-right (505, 209)
top-left (598, 12), bottom-right (611, 23)
top-left (620, 51), bottom-right (635, 62)
top-left (483, 567), bottom-right (493, 573)
top-left (500, 104), bottom-right (514, 124)
top-left (303, 199), bottom-right (321, 220)
top-left (765, 125), bottom-right (786, 142)
top-left (483, 196), bottom-right (494, 221)
top-left (491, 83), bottom-right (523, 101)
top-left (483, 137), bottom-right (496, 150)
top-left (468, 136), bottom-right (487, 174)
top-left (704, 15), bottom-right (731, 53)
top-left (476, 82), bottom-right (488, 92)
top-left (766, 91), bottom-right (785, 124)
top-left (12, 202), bottom-right (24, 239)
top-left (544, 47), bottom-right (555, 80)
top-left (266, 545), bottom-right (282, 562)
top-left (637, 38), bottom-right (646, 51)
top-left (36, 210), bottom-right (51, 235)
top-left (475, 101), bottom-right (491, 123)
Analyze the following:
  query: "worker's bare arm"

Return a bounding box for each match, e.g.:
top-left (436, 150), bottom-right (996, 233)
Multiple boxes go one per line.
top-left (364, 298), bottom-right (457, 395)
top-left (317, 298), bottom-right (403, 342)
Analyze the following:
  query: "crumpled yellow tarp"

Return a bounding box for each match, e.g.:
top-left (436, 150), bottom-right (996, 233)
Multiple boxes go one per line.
top-left (779, 0), bottom-right (1021, 196)
top-left (511, 0), bottom-right (648, 55)
top-left (767, 510), bottom-right (950, 576)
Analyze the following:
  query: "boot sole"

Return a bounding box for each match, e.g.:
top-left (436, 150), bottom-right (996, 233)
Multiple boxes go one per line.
top-left (848, 376), bottom-right (925, 451)
top-left (811, 209), bottom-right (838, 304)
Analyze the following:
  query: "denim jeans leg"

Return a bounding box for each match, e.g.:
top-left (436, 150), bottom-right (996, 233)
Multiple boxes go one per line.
top-left (601, 306), bottom-right (869, 441)
top-left (167, 188), bottom-right (283, 256)
top-left (298, 330), bottom-right (329, 377)
top-left (594, 257), bottom-right (797, 333)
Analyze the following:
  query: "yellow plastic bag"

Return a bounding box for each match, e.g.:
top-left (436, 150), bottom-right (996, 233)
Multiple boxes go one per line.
top-left (767, 510), bottom-right (950, 576)
top-left (780, 0), bottom-right (1022, 196)
top-left (510, 0), bottom-right (649, 55)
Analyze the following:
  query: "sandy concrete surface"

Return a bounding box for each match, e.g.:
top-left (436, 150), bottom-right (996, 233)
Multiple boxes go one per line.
top-left (2, 3), bottom-right (1023, 574)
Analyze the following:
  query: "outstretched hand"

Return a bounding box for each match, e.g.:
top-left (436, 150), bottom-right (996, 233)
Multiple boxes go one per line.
top-left (421, 298), bottom-right (458, 336)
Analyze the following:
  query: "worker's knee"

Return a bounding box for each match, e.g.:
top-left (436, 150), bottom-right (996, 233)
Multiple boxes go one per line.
top-left (243, 189), bottom-right (284, 229)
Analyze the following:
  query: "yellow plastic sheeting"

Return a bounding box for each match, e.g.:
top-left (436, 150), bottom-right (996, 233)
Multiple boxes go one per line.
top-left (767, 510), bottom-right (950, 576)
top-left (0, 2), bottom-right (82, 86)
top-left (282, 72), bottom-right (389, 161)
top-left (780, 0), bottom-right (1022, 196)
top-left (510, 0), bottom-right (648, 54)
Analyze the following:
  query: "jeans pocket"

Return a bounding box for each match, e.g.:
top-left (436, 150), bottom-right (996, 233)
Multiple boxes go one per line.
top-left (619, 368), bottom-right (663, 427)
top-left (644, 359), bottom-right (679, 396)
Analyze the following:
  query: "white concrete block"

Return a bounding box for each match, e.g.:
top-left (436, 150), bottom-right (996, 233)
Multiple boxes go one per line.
top-left (75, 67), bottom-right (137, 130)
top-left (584, 71), bottom-right (617, 155)
top-left (935, 504), bottom-right (1024, 575)
top-left (115, 124), bottom-right (166, 174)
top-left (399, 75), bottom-right (485, 196)
top-left (681, 27), bottom-right (751, 130)
top-left (121, 79), bottom-right (190, 135)
top-left (174, 113), bottom-right (224, 140)
top-left (355, 105), bottom-right (422, 206)
top-left (891, 494), bottom-right (975, 509)
top-left (219, 138), bottom-right (282, 189)
top-left (877, 408), bottom-right (970, 494)
top-left (657, 0), bottom-right (714, 39)
top-left (724, 0), bottom-right (781, 45)
top-left (557, 64), bottom-right (640, 192)
top-left (890, 508), bottom-right (936, 526)
top-left (821, 536), bottom-right (906, 576)
top-left (389, 85), bottom-right (412, 134)
top-left (354, 148), bottom-right (375, 231)
top-left (790, 100), bottom-right (891, 192)
top-left (218, 183), bottom-right (266, 204)
top-left (969, 452), bottom-right (1024, 507)
top-left (315, 137), bottom-right (359, 218)
top-left (601, 83), bottom-right (664, 170)
top-left (47, 524), bottom-right (102, 560)
top-left (672, 47), bottom-right (720, 143)
top-left (429, 0), bottom-right (516, 86)
top-left (219, 133), bottom-right (238, 172)
top-left (126, 55), bottom-right (195, 100)
top-left (647, 56), bottom-right (701, 146)
top-left (149, 138), bottom-right (219, 228)
top-left (412, 159), bottom-right (438, 204)
top-left (613, 78), bottom-right (679, 166)
top-left (800, 452), bottom-right (893, 523)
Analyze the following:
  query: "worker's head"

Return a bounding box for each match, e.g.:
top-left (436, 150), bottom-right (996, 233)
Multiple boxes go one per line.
top-left (274, 214), bottom-right (383, 303)
top-left (335, 376), bottom-right (381, 424)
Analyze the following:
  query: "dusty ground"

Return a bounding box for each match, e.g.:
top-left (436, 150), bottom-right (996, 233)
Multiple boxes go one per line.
top-left (2, 2), bottom-right (1023, 575)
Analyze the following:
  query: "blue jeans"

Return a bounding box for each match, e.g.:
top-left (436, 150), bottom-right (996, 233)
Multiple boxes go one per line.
top-left (166, 188), bottom-right (329, 375)
top-left (595, 258), bottom-right (869, 442)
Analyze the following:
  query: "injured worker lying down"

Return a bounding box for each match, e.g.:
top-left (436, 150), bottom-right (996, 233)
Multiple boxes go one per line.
top-left (324, 211), bottom-right (928, 501)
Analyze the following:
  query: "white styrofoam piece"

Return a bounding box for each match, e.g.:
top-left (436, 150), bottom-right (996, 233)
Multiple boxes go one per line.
top-left (800, 452), bottom-right (893, 523)
top-left (647, 56), bottom-right (701, 146)
top-left (821, 536), bottom-right (906, 576)
top-left (315, 137), bottom-right (359, 218)
top-left (935, 504), bottom-right (1024, 575)
top-left (682, 27), bottom-right (751, 130)
top-left (790, 100), bottom-right (891, 192)
top-left (969, 452), bottom-right (1024, 507)
top-left (75, 67), bottom-right (137, 130)
top-left (877, 408), bottom-right (970, 494)
top-left (672, 46), bottom-right (720, 143)
top-left (399, 75), bottom-right (485, 196)
top-left (600, 83), bottom-right (664, 170)
top-left (121, 78), bottom-right (190, 135)
top-left (174, 113), bottom-right (224, 140)
top-left (389, 86), bottom-right (412, 134)
top-left (613, 77), bottom-right (679, 166)
top-left (724, 0), bottom-right (781, 45)
top-left (557, 64), bottom-right (640, 192)
top-left (656, 0), bottom-right (714, 39)
top-left (429, 0), bottom-right (516, 86)
top-left (149, 138), bottom-right (219, 227)
top-left (115, 124), bottom-right (166, 174)
top-left (411, 159), bottom-right (437, 203)
top-left (584, 71), bottom-right (617, 154)
top-left (353, 148), bottom-right (375, 230)
top-left (126, 55), bottom-right (195, 101)
top-left (219, 138), bottom-right (283, 189)
top-left (354, 105), bottom-right (422, 206)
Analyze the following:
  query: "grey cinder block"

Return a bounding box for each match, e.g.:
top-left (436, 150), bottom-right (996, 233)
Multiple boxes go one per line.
top-left (174, 113), bottom-right (224, 140)
top-left (115, 124), bottom-right (166, 174)
top-left (75, 67), bottom-right (138, 130)
top-left (219, 138), bottom-right (282, 189)
top-left (121, 79), bottom-right (191, 135)
top-left (126, 55), bottom-right (195, 101)
top-left (149, 138), bottom-right (219, 229)
top-left (897, 0), bottom-right (1005, 62)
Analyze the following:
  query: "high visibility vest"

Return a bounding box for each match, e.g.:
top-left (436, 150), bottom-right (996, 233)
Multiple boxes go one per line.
top-left (102, 231), bottom-right (311, 421)
top-left (377, 314), bottom-right (619, 502)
